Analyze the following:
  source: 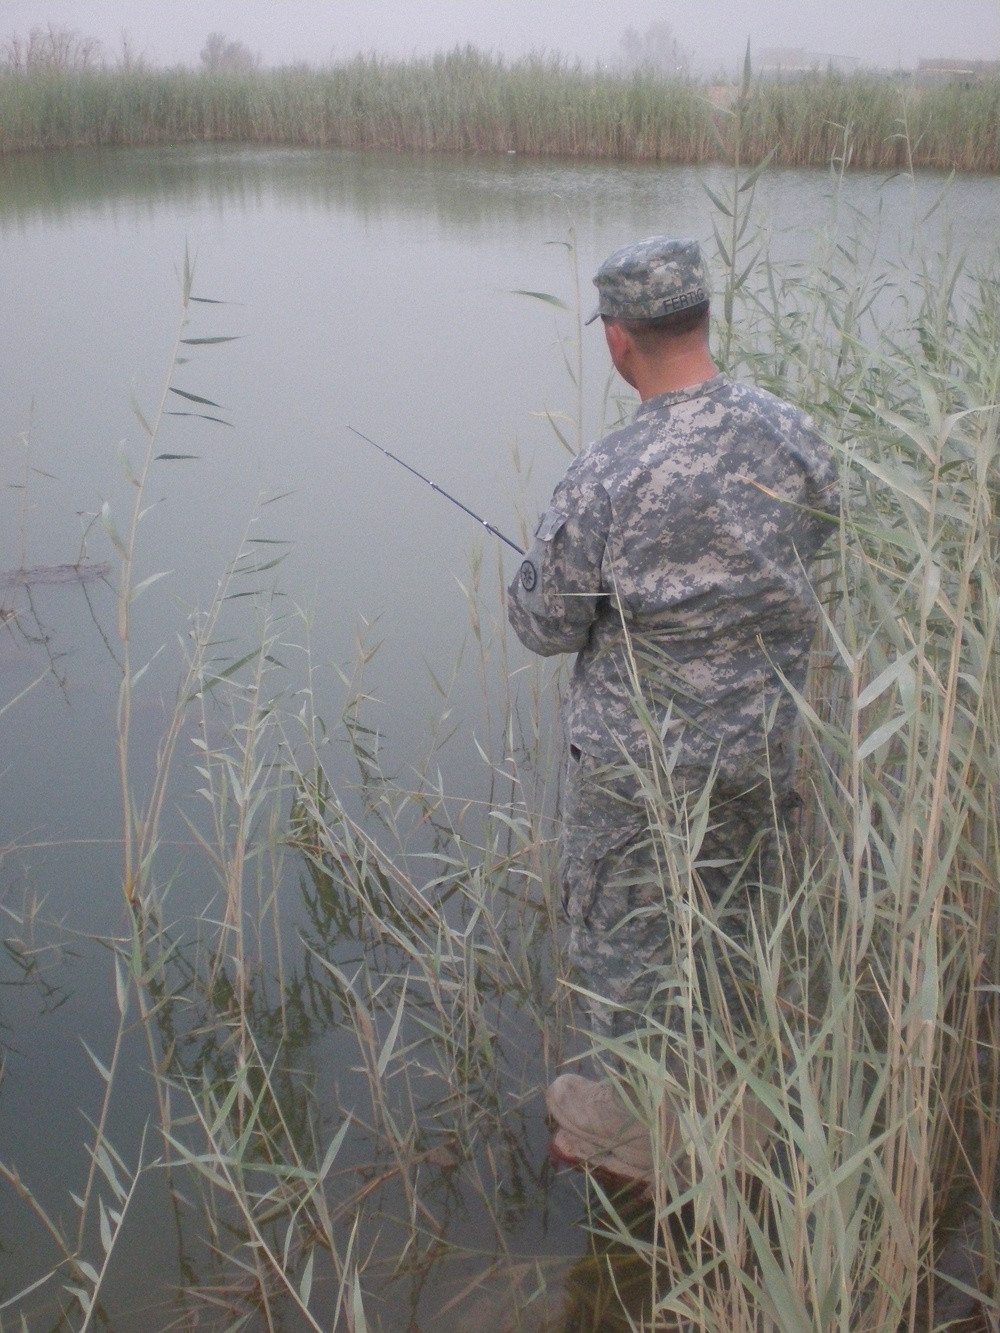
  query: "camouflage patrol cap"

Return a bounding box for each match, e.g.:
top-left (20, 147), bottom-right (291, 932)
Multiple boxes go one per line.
top-left (585, 236), bottom-right (711, 325)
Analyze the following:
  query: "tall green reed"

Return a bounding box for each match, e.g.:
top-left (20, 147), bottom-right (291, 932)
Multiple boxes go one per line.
top-left (0, 52), bottom-right (997, 171)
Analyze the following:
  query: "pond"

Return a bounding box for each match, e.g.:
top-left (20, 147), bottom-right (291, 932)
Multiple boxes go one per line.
top-left (1, 145), bottom-right (998, 1330)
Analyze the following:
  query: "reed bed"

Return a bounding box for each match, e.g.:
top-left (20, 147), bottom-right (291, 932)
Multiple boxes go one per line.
top-left (0, 49), bottom-right (997, 170)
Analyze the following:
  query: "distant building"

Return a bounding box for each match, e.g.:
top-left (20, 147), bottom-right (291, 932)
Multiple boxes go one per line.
top-left (916, 58), bottom-right (1000, 84)
top-left (759, 47), bottom-right (861, 78)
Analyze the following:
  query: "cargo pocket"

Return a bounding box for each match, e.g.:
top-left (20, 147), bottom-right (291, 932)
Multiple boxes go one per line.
top-left (560, 819), bottom-right (646, 930)
top-left (560, 848), bottom-right (599, 929)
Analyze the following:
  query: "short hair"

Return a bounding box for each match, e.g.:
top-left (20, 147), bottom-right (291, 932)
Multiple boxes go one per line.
top-left (609, 299), bottom-right (710, 351)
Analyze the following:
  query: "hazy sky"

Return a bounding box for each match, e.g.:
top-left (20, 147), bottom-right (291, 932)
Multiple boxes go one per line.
top-left (2, 1), bottom-right (999, 72)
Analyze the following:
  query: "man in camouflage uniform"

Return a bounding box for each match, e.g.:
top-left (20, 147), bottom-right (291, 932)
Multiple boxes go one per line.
top-left (507, 236), bottom-right (838, 1180)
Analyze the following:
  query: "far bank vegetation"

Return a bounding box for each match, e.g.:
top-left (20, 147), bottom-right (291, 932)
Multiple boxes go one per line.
top-left (0, 27), bottom-right (998, 171)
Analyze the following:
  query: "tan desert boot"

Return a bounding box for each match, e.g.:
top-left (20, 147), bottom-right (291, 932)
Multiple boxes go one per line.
top-left (546, 1074), bottom-right (654, 1181)
top-left (547, 1070), bottom-right (773, 1186)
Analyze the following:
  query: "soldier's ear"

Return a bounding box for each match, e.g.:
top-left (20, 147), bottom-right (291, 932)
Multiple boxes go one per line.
top-left (603, 318), bottom-right (624, 357)
top-left (604, 321), bottom-right (637, 386)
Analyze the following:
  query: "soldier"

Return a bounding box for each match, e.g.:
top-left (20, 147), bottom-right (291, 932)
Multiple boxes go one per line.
top-left (507, 236), bottom-right (839, 1182)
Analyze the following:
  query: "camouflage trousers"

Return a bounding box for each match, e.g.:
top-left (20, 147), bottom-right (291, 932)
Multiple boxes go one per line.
top-left (558, 746), bottom-right (797, 1047)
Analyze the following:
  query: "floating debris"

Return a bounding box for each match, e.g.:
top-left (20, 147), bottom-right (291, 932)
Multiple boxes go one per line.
top-left (0, 562), bottom-right (111, 590)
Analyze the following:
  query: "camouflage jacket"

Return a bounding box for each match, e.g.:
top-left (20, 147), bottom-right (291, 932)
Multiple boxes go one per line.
top-left (507, 374), bottom-right (839, 780)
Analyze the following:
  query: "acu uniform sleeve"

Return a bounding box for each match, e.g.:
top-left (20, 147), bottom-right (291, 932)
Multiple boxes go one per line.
top-left (507, 474), bottom-right (612, 657)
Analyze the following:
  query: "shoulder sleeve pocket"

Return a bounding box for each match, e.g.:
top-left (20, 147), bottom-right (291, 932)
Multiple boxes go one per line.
top-left (534, 508), bottom-right (568, 542)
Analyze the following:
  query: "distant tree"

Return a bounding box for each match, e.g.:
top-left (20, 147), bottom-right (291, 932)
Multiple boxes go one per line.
top-left (200, 32), bottom-right (259, 74)
top-left (2, 23), bottom-right (103, 73)
top-left (117, 29), bottom-right (148, 72)
top-left (618, 22), bottom-right (690, 77)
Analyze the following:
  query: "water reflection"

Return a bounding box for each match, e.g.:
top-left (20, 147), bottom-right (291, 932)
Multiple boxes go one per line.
top-left (3, 144), bottom-right (997, 274)
top-left (0, 887), bottom-right (72, 1061)
top-left (0, 144), bottom-right (712, 236)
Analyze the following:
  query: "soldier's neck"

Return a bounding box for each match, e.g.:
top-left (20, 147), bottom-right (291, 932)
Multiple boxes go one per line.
top-left (633, 345), bottom-right (719, 402)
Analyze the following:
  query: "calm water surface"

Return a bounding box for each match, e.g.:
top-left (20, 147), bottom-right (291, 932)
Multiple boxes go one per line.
top-left (0, 146), bottom-right (998, 1330)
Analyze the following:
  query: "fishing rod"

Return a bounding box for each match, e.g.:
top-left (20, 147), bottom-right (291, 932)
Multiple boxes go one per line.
top-left (347, 425), bottom-right (525, 555)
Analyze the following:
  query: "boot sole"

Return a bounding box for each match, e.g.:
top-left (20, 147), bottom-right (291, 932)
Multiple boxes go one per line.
top-left (549, 1128), bottom-right (653, 1187)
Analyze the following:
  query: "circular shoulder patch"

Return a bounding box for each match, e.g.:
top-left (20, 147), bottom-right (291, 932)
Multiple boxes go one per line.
top-left (519, 560), bottom-right (538, 592)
